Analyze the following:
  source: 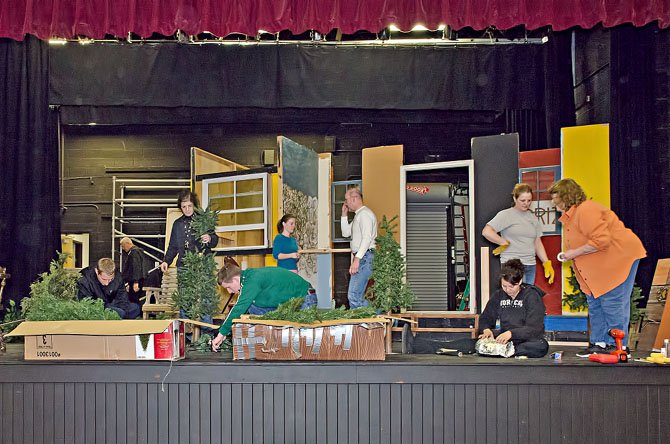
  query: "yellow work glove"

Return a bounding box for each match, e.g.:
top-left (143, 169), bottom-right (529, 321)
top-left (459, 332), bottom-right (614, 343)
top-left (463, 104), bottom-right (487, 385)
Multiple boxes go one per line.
top-left (542, 260), bottom-right (555, 284)
top-left (492, 243), bottom-right (509, 256)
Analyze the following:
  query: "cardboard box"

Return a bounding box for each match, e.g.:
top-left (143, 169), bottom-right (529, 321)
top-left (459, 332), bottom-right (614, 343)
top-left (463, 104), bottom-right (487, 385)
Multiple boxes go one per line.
top-left (232, 318), bottom-right (387, 361)
top-left (7, 320), bottom-right (185, 361)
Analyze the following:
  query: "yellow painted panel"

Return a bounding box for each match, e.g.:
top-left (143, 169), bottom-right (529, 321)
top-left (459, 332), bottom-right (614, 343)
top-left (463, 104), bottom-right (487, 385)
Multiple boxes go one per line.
top-left (362, 145), bottom-right (403, 242)
top-left (561, 124), bottom-right (610, 314)
top-left (266, 172), bottom-right (280, 267)
top-left (61, 236), bottom-right (75, 268)
top-left (561, 124), bottom-right (610, 207)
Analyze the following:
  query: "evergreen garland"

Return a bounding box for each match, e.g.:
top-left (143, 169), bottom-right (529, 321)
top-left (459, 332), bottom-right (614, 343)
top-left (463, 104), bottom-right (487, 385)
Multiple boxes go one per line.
top-left (191, 206), bottom-right (219, 247)
top-left (21, 251), bottom-right (119, 321)
top-left (257, 297), bottom-right (377, 323)
top-left (23, 296), bottom-right (120, 321)
top-left (366, 215), bottom-right (415, 313)
top-left (172, 251), bottom-right (219, 321)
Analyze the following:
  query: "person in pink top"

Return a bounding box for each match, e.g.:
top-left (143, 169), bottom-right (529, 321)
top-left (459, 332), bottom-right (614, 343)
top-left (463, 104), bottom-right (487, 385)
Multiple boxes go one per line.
top-left (548, 178), bottom-right (646, 355)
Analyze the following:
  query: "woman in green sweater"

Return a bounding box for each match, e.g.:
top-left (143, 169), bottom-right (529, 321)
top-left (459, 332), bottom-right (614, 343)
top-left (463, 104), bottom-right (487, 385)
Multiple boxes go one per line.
top-left (211, 259), bottom-right (317, 351)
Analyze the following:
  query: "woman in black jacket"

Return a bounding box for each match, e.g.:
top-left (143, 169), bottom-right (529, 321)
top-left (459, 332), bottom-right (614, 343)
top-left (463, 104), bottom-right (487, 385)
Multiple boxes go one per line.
top-left (478, 259), bottom-right (549, 357)
top-left (160, 190), bottom-right (219, 272)
top-left (402, 259), bottom-right (548, 358)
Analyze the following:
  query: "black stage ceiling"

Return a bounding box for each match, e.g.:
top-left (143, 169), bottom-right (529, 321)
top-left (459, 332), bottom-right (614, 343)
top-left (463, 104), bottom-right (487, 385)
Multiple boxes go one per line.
top-left (2, 343), bottom-right (669, 444)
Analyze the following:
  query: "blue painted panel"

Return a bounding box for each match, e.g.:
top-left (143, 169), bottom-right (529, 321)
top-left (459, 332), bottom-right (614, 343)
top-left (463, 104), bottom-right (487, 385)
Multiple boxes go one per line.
top-left (316, 254), bottom-right (333, 308)
top-left (544, 315), bottom-right (588, 332)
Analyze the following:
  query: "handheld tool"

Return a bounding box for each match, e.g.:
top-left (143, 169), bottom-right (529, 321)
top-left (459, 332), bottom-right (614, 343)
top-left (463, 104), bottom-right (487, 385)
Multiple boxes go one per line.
top-left (588, 328), bottom-right (628, 364)
top-left (608, 328), bottom-right (628, 363)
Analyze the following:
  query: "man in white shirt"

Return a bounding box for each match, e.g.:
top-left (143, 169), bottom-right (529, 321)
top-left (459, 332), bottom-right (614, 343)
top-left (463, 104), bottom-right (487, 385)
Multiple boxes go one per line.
top-left (340, 187), bottom-right (377, 308)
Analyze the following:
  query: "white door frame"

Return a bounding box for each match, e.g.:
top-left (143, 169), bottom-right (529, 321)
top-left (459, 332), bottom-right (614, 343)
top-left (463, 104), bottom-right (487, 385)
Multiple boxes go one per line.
top-left (400, 160), bottom-right (476, 313)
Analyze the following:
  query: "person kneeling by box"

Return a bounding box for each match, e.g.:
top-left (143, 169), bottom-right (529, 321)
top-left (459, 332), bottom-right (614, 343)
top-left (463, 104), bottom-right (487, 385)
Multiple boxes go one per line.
top-left (211, 258), bottom-right (317, 352)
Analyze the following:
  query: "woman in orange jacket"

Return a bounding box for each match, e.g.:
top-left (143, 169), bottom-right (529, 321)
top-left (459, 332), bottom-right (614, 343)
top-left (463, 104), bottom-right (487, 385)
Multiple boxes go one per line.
top-left (548, 179), bottom-right (646, 355)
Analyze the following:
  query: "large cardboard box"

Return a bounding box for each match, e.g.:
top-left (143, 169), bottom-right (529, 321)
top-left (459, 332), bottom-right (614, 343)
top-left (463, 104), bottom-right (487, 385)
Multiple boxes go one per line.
top-left (7, 320), bottom-right (185, 361)
top-left (232, 318), bottom-right (387, 361)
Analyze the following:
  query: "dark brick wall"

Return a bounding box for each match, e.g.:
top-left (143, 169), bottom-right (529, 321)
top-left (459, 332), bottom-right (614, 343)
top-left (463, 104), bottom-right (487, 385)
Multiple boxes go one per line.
top-left (61, 112), bottom-right (504, 306)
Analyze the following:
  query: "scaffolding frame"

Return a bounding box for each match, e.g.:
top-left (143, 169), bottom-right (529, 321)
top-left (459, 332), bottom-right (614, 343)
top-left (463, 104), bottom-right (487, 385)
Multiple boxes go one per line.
top-left (112, 177), bottom-right (190, 268)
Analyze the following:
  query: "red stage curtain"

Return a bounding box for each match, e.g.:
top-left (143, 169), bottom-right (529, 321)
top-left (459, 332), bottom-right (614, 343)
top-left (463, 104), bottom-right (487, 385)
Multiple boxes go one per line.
top-left (1, 0), bottom-right (668, 40)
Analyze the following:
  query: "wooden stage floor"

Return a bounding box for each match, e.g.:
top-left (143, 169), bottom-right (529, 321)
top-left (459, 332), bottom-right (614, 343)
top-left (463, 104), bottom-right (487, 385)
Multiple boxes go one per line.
top-left (2, 343), bottom-right (670, 444)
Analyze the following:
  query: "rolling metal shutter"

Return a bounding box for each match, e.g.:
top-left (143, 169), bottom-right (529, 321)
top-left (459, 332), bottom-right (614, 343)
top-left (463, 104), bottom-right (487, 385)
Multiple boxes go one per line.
top-left (406, 203), bottom-right (449, 310)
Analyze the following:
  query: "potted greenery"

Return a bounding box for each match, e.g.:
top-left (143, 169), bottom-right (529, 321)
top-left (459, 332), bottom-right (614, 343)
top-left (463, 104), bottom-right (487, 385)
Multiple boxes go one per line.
top-left (365, 215), bottom-right (415, 313)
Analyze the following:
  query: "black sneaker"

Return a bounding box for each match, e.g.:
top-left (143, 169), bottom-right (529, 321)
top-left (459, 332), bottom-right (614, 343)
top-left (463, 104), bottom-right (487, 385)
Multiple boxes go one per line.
top-left (401, 323), bottom-right (414, 354)
top-left (576, 343), bottom-right (610, 357)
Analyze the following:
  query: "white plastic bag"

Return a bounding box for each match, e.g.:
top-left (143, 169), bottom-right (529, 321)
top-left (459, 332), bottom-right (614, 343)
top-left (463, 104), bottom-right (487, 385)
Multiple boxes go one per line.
top-left (475, 338), bottom-right (515, 358)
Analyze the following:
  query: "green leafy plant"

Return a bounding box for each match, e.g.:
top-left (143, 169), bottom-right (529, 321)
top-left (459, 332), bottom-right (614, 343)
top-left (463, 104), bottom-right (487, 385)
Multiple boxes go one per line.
top-left (365, 215), bottom-right (415, 313)
top-left (172, 251), bottom-right (219, 321)
top-left (562, 266), bottom-right (588, 312)
top-left (1, 300), bottom-right (24, 342)
top-left (630, 285), bottom-right (645, 323)
top-left (258, 297), bottom-right (377, 323)
top-left (29, 251), bottom-right (78, 301)
top-left (191, 206), bottom-right (219, 247)
top-left (188, 332), bottom-right (219, 352)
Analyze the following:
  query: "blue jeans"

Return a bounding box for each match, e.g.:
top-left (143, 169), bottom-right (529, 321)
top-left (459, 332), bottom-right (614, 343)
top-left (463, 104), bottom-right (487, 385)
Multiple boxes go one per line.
top-left (247, 292), bottom-right (317, 315)
top-left (523, 264), bottom-right (536, 285)
top-left (586, 260), bottom-right (639, 347)
top-left (348, 250), bottom-right (373, 309)
top-left (109, 302), bottom-right (141, 319)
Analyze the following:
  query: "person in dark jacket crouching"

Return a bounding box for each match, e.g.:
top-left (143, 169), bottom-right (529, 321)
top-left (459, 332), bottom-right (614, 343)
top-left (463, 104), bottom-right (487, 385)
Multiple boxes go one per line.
top-left (478, 259), bottom-right (549, 358)
top-left (77, 258), bottom-right (141, 319)
top-left (402, 259), bottom-right (548, 358)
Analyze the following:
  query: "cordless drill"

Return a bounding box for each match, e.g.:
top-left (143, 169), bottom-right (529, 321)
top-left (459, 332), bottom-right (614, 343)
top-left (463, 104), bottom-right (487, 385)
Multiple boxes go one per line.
top-left (608, 328), bottom-right (628, 362)
top-left (588, 328), bottom-right (628, 364)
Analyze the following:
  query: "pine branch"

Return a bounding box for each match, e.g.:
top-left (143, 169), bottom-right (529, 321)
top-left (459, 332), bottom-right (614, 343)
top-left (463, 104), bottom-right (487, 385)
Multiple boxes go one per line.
top-left (191, 206), bottom-right (219, 246)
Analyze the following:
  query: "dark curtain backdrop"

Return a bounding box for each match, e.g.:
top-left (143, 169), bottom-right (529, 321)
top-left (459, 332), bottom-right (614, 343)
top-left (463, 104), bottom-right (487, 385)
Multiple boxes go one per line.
top-left (0, 36), bottom-right (60, 308)
top-left (49, 44), bottom-right (545, 111)
top-left (1, 0), bottom-right (668, 40)
top-left (609, 24), bottom-right (659, 296)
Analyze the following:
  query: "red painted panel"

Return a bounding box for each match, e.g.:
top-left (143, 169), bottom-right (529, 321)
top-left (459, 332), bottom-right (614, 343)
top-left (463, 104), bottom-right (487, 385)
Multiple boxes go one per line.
top-left (534, 236), bottom-right (563, 315)
top-left (518, 148), bottom-right (560, 168)
top-left (520, 148), bottom-right (562, 315)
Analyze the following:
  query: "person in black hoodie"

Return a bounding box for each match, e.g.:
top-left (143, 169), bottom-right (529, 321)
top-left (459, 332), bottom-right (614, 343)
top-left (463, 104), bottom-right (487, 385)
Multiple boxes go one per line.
top-left (77, 258), bottom-right (141, 319)
top-left (160, 190), bottom-right (219, 272)
top-left (478, 259), bottom-right (549, 357)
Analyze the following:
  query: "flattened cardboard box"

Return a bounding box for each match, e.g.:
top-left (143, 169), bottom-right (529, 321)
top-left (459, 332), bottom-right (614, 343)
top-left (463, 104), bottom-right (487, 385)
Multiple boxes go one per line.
top-left (232, 318), bottom-right (387, 361)
top-left (7, 320), bottom-right (185, 361)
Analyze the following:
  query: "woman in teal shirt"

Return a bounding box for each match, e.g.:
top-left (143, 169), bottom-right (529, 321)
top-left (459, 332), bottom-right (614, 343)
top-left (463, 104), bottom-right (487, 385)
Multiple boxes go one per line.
top-left (272, 214), bottom-right (300, 272)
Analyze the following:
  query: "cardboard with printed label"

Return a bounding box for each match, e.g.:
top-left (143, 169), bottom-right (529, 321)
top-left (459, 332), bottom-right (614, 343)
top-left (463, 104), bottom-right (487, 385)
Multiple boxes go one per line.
top-left (6, 320), bottom-right (185, 361)
top-left (231, 318), bottom-right (387, 361)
